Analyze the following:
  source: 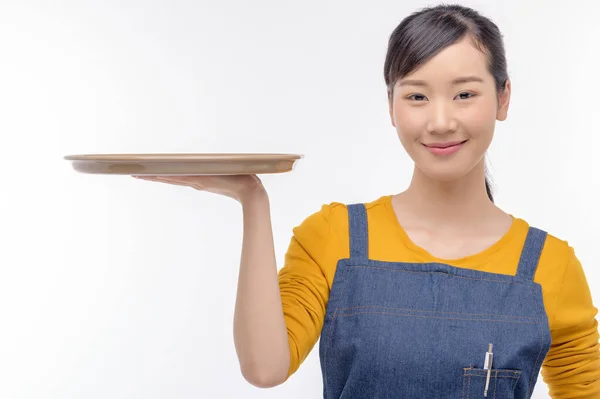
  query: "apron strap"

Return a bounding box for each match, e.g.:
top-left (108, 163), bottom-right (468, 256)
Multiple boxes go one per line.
top-left (348, 203), bottom-right (369, 260)
top-left (516, 227), bottom-right (548, 281)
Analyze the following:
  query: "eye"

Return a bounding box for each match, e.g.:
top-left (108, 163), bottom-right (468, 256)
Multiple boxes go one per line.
top-left (457, 92), bottom-right (476, 100)
top-left (406, 94), bottom-right (427, 101)
top-left (405, 92), bottom-right (477, 102)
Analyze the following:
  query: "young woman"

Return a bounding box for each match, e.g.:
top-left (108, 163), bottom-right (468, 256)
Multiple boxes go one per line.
top-left (135, 4), bottom-right (600, 398)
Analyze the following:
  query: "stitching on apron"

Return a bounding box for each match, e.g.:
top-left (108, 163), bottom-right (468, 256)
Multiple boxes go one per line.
top-left (322, 263), bottom-right (352, 399)
top-left (467, 374), bottom-right (471, 399)
top-left (528, 284), bottom-right (544, 396)
top-left (466, 375), bottom-right (521, 379)
top-left (337, 305), bottom-right (537, 320)
top-left (512, 370), bottom-right (522, 393)
top-left (462, 370), bottom-right (467, 399)
top-left (493, 370), bottom-right (498, 399)
top-left (347, 265), bottom-right (524, 284)
top-left (461, 369), bottom-right (521, 399)
top-left (463, 367), bottom-right (522, 377)
top-left (336, 311), bottom-right (538, 325)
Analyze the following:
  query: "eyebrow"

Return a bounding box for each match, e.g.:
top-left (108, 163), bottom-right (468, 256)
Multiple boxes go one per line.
top-left (398, 76), bottom-right (485, 87)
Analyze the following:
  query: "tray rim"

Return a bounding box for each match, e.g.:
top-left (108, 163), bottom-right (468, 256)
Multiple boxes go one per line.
top-left (64, 153), bottom-right (304, 163)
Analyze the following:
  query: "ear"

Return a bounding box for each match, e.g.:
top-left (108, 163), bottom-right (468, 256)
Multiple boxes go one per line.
top-left (496, 78), bottom-right (511, 121)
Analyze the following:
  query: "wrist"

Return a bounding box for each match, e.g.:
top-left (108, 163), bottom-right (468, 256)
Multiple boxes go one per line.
top-left (239, 183), bottom-right (268, 206)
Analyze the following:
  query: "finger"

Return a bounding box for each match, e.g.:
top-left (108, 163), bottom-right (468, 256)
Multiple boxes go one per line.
top-left (154, 177), bottom-right (197, 188)
top-left (132, 175), bottom-right (163, 181)
top-left (157, 176), bottom-right (207, 188)
top-left (132, 176), bottom-right (190, 186)
top-left (133, 175), bottom-right (189, 181)
top-left (157, 175), bottom-right (206, 182)
top-left (132, 175), bottom-right (206, 190)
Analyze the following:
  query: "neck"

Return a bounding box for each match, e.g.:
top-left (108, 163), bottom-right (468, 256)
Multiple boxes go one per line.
top-left (398, 161), bottom-right (498, 228)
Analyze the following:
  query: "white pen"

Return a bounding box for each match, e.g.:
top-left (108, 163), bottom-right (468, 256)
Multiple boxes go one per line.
top-left (483, 343), bottom-right (494, 397)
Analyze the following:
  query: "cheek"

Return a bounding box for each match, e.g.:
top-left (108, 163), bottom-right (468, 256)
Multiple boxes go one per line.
top-left (461, 100), bottom-right (497, 135)
top-left (393, 105), bottom-right (422, 139)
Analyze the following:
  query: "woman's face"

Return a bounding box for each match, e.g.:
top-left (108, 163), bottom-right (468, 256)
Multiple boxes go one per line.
top-left (388, 36), bottom-right (511, 183)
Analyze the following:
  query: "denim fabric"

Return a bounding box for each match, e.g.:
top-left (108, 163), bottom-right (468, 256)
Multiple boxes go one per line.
top-left (319, 203), bottom-right (551, 398)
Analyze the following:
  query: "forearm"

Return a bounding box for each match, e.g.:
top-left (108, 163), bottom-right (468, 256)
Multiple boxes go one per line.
top-left (233, 191), bottom-right (290, 388)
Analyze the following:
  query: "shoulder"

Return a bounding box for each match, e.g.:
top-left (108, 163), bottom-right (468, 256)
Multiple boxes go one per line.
top-left (522, 222), bottom-right (597, 329)
top-left (512, 217), bottom-right (575, 265)
top-left (290, 196), bottom-right (391, 261)
top-left (538, 228), bottom-right (577, 292)
top-left (522, 220), bottom-right (577, 267)
top-left (291, 201), bottom-right (346, 237)
top-left (515, 218), bottom-right (578, 308)
top-left (542, 231), bottom-right (576, 263)
top-left (293, 195), bottom-right (391, 236)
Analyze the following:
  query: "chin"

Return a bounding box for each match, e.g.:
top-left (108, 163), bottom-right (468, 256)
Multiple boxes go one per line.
top-left (417, 163), bottom-right (476, 184)
top-left (424, 171), bottom-right (464, 183)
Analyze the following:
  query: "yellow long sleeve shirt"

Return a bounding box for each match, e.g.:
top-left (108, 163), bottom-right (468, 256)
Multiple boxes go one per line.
top-left (278, 195), bottom-right (600, 398)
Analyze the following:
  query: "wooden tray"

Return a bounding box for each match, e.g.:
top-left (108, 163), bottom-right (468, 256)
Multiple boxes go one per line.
top-left (64, 153), bottom-right (303, 175)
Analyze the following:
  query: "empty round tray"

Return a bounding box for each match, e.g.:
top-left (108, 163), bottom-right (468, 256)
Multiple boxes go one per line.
top-left (64, 153), bottom-right (303, 175)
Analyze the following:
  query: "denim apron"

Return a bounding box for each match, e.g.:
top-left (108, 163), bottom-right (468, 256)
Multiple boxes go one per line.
top-left (319, 204), bottom-right (552, 398)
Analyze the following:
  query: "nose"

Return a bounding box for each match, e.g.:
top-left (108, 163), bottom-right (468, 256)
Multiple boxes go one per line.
top-left (426, 101), bottom-right (458, 135)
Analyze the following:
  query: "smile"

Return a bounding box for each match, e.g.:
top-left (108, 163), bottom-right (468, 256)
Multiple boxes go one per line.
top-left (422, 140), bottom-right (468, 156)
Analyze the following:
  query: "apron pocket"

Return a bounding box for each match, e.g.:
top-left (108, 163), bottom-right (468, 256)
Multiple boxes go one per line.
top-left (462, 367), bottom-right (522, 399)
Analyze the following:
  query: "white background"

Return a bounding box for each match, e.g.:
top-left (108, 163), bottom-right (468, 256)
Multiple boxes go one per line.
top-left (1, 0), bottom-right (598, 398)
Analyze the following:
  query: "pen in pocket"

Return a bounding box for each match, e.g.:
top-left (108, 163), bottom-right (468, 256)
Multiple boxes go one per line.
top-left (483, 343), bottom-right (494, 397)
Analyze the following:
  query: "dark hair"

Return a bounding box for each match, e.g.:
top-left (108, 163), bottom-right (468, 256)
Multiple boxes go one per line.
top-left (384, 3), bottom-right (508, 203)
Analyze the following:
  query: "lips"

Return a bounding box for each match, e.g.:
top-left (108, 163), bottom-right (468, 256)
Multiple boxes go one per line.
top-left (423, 140), bottom-right (468, 149)
top-left (423, 140), bottom-right (467, 156)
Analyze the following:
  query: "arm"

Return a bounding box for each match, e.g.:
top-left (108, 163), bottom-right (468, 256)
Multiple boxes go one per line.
top-left (541, 248), bottom-right (600, 398)
top-left (131, 175), bottom-right (326, 387)
top-left (233, 196), bottom-right (335, 387)
top-left (278, 204), bottom-right (335, 378)
top-left (233, 190), bottom-right (290, 388)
